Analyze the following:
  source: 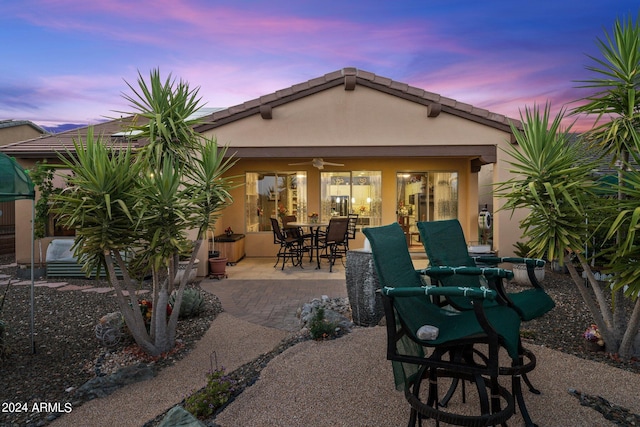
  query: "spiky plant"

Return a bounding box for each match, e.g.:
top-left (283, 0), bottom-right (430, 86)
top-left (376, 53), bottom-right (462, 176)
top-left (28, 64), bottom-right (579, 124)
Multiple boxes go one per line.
top-left (169, 288), bottom-right (205, 319)
top-left (52, 70), bottom-right (238, 356)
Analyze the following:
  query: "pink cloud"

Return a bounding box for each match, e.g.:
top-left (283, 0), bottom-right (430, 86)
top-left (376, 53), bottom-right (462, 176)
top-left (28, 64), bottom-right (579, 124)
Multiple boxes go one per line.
top-left (16, 1), bottom-right (450, 63)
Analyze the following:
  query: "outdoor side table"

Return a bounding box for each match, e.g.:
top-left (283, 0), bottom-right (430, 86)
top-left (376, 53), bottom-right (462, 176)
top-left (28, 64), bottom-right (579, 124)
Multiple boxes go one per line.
top-left (214, 234), bottom-right (246, 264)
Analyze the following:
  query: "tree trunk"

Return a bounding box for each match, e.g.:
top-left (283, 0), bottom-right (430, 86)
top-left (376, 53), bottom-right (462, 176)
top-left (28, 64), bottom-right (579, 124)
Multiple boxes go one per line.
top-left (576, 253), bottom-right (614, 329)
top-left (105, 250), bottom-right (157, 354)
top-left (619, 297), bottom-right (640, 358)
top-left (565, 253), bottom-right (619, 353)
top-left (153, 283), bottom-right (170, 354)
top-left (167, 239), bottom-right (203, 345)
top-left (613, 149), bottom-right (631, 354)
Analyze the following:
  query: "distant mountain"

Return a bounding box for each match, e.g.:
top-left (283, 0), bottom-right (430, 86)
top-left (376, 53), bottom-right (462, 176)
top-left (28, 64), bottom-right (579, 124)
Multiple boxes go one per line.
top-left (42, 123), bottom-right (86, 134)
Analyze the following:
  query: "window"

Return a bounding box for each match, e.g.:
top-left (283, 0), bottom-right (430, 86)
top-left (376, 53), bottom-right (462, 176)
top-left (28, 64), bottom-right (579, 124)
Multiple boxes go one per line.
top-left (396, 171), bottom-right (458, 245)
top-left (245, 172), bottom-right (307, 232)
top-left (320, 171), bottom-right (381, 228)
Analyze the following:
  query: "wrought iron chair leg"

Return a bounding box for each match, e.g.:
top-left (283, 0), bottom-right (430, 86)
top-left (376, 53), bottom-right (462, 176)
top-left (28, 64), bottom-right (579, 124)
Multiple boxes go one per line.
top-left (513, 374), bottom-right (538, 427)
top-left (523, 372), bottom-right (541, 394)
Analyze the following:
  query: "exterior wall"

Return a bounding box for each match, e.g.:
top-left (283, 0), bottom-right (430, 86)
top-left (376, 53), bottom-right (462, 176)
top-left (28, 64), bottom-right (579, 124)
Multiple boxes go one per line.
top-left (492, 143), bottom-right (529, 257)
top-left (204, 85), bottom-right (505, 148)
top-left (14, 159), bottom-right (38, 265)
top-left (0, 124), bottom-right (43, 146)
top-left (202, 84), bottom-right (513, 259)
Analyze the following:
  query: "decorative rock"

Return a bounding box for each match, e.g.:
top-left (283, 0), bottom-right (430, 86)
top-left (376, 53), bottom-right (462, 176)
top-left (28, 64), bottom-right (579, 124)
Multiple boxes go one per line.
top-left (345, 249), bottom-right (384, 326)
top-left (74, 363), bottom-right (155, 400)
top-left (158, 406), bottom-right (206, 427)
top-left (298, 297), bottom-right (353, 332)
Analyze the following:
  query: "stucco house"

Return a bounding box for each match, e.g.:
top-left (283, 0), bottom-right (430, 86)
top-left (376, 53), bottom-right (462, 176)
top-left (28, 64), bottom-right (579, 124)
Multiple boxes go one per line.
top-left (1, 68), bottom-right (526, 274)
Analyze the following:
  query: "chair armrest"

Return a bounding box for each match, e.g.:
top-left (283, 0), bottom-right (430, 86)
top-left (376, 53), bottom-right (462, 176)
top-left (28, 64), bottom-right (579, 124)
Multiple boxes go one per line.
top-left (473, 256), bottom-right (545, 268)
top-left (420, 266), bottom-right (514, 280)
top-left (382, 285), bottom-right (496, 301)
top-left (474, 257), bottom-right (546, 290)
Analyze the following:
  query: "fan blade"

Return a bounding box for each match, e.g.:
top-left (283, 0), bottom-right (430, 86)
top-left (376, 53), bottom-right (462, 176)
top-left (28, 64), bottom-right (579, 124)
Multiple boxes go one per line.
top-left (288, 161), bottom-right (313, 166)
top-left (322, 162), bottom-right (344, 166)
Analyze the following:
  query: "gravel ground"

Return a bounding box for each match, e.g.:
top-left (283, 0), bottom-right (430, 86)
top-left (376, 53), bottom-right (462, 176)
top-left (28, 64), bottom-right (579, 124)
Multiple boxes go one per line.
top-left (0, 254), bottom-right (221, 427)
top-left (1, 252), bottom-right (640, 427)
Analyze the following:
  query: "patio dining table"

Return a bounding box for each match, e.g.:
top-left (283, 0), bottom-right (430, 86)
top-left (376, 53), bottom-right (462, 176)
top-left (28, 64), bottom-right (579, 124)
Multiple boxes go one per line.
top-left (286, 221), bottom-right (329, 269)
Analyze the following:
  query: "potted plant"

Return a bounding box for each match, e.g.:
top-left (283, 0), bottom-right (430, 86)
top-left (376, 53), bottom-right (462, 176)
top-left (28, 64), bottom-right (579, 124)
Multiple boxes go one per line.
top-left (511, 241), bottom-right (545, 285)
top-left (583, 324), bottom-right (605, 352)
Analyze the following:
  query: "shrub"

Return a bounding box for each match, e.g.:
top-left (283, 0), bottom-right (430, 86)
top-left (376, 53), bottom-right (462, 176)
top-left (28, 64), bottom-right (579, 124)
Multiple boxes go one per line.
top-left (184, 367), bottom-right (236, 419)
top-left (308, 307), bottom-right (338, 340)
top-left (513, 241), bottom-right (532, 258)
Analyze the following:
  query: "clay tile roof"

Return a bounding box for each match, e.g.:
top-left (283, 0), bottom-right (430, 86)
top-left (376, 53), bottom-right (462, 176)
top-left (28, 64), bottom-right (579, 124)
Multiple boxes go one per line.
top-left (0, 116), bottom-right (145, 158)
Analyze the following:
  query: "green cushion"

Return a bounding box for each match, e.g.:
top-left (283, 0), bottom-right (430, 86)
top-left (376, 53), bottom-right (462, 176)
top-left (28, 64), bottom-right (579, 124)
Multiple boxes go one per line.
top-left (418, 219), bottom-right (476, 267)
top-left (395, 297), bottom-right (521, 359)
top-left (507, 288), bottom-right (556, 321)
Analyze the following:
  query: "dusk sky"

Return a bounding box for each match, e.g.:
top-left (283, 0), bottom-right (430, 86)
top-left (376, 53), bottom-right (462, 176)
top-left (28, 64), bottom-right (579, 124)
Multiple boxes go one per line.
top-left (1, 1), bottom-right (638, 132)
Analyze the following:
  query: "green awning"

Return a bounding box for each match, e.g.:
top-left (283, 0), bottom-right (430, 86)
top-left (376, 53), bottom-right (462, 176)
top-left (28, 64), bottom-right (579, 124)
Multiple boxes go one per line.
top-left (0, 152), bottom-right (35, 201)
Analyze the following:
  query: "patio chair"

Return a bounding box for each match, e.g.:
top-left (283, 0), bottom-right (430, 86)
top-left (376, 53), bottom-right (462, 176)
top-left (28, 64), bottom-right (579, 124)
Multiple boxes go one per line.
top-left (346, 213), bottom-right (358, 244)
top-left (318, 217), bottom-right (350, 272)
top-left (335, 213), bottom-right (358, 257)
top-left (282, 215), bottom-right (313, 258)
top-left (363, 223), bottom-right (519, 426)
top-left (270, 218), bottom-right (304, 270)
top-left (416, 219), bottom-right (555, 322)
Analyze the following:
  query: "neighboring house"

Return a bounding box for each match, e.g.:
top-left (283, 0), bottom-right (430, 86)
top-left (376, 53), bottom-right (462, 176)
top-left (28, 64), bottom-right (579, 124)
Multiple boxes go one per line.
top-left (1, 68), bottom-right (527, 272)
top-left (0, 120), bottom-right (47, 146)
top-left (0, 120), bottom-right (47, 255)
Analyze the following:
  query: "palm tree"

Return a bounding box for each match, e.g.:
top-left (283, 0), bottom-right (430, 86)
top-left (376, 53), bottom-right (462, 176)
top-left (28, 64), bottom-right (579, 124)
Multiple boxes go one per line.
top-left (53, 70), bottom-right (237, 355)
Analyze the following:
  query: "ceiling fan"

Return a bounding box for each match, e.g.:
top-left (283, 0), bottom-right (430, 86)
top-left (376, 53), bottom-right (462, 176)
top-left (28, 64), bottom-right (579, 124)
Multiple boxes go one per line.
top-left (288, 158), bottom-right (344, 170)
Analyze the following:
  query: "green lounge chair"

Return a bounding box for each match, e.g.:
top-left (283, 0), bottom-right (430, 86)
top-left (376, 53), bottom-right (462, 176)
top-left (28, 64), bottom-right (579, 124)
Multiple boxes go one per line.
top-left (416, 219), bottom-right (555, 322)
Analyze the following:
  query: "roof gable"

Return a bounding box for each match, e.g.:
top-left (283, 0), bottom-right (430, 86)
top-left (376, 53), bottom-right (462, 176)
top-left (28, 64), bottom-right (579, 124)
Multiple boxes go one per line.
top-left (195, 67), bottom-right (520, 135)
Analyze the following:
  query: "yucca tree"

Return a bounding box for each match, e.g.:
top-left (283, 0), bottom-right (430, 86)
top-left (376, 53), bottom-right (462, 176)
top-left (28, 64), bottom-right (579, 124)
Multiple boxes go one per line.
top-left (493, 105), bottom-right (627, 351)
top-left (498, 15), bottom-right (640, 358)
top-left (53, 70), bottom-right (237, 355)
top-left (571, 14), bottom-right (640, 358)
top-left (53, 129), bottom-right (154, 350)
top-left (120, 68), bottom-right (204, 170)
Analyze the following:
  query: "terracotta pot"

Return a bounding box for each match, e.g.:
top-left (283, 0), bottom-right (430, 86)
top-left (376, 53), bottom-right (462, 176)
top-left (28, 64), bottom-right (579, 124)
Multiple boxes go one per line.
top-left (209, 257), bottom-right (228, 277)
top-left (584, 340), bottom-right (605, 352)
